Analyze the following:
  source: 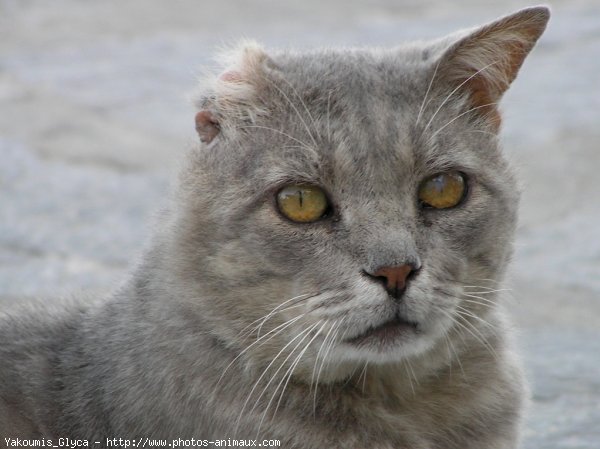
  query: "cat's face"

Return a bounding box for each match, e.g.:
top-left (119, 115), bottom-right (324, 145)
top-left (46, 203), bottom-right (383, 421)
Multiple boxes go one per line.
top-left (174, 8), bottom-right (548, 376)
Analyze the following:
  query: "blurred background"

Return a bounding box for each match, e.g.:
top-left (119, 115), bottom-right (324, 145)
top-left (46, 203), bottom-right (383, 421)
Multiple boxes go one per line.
top-left (1, 0), bottom-right (599, 446)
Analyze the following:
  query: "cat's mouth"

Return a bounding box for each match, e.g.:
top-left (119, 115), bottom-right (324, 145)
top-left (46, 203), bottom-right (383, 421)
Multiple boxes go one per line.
top-left (345, 314), bottom-right (419, 347)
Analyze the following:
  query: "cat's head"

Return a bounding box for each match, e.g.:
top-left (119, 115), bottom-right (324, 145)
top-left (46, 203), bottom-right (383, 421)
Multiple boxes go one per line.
top-left (172, 7), bottom-right (549, 377)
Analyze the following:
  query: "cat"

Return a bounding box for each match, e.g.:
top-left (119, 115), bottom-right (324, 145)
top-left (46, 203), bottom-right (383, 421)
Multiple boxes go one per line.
top-left (0, 6), bottom-right (549, 448)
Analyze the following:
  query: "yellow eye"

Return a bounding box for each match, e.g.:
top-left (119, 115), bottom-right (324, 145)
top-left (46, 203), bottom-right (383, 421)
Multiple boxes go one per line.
top-left (418, 172), bottom-right (467, 209)
top-left (276, 185), bottom-right (329, 223)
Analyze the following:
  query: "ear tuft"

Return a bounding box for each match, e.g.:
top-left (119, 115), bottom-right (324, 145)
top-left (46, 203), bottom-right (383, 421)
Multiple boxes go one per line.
top-left (218, 70), bottom-right (243, 83)
top-left (193, 41), bottom-right (271, 142)
top-left (437, 6), bottom-right (550, 127)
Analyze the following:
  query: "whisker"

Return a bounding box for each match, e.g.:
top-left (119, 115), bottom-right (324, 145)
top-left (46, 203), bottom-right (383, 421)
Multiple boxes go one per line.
top-left (472, 278), bottom-right (503, 285)
top-left (248, 322), bottom-right (322, 429)
top-left (313, 320), bottom-right (343, 415)
top-left (461, 129), bottom-right (499, 138)
top-left (237, 293), bottom-right (312, 340)
top-left (282, 144), bottom-right (314, 151)
top-left (443, 333), bottom-right (453, 377)
top-left (463, 293), bottom-right (497, 305)
top-left (233, 322), bottom-right (318, 434)
top-left (453, 312), bottom-right (499, 360)
top-left (266, 322), bottom-right (327, 429)
top-left (261, 76), bottom-right (319, 148)
top-left (238, 307), bottom-right (304, 344)
top-left (404, 362), bottom-right (415, 396)
top-left (277, 76), bottom-right (321, 147)
top-left (415, 59), bottom-right (441, 126)
top-left (462, 286), bottom-right (511, 293)
top-left (444, 333), bottom-right (465, 377)
top-left (254, 303), bottom-right (307, 338)
top-left (326, 90), bottom-right (332, 143)
top-left (359, 360), bottom-right (369, 394)
top-left (238, 125), bottom-right (315, 153)
top-left (454, 305), bottom-right (497, 332)
top-left (406, 356), bottom-right (420, 389)
top-left (310, 320), bottom-right (338, 395)
top-left (465, 290), bottom-right (511, 296)
top-left (421, 60), bottom-right (499, 137)
top-left (437, 307), bottom-right (496, 360)
top-left (217, 314), bottom-right (305, 388)
top-left (461, 298), bottom-right (496, 309)
top-left (426, 102), bottom-right (499, 144)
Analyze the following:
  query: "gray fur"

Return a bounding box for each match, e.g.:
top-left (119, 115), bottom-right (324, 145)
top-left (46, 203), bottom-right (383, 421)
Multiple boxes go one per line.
top-left (0, 7), bottom-right (549, 448)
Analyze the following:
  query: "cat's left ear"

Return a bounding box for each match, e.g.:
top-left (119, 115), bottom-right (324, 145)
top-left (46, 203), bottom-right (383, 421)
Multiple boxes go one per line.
top-left (436, 6), bottom-right (550, 127)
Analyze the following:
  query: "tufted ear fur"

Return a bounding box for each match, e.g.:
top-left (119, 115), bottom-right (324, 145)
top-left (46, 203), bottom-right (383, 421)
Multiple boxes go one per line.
top-left (436, 6), bottom-right (550, 129)
top-left (194, 41), bottom-right (272, 144)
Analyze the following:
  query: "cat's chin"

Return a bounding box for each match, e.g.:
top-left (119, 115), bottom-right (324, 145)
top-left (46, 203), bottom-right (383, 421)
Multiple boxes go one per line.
top-left (334, 316), bottom-right (436, 364)
top-left (345, 314), bottom-right (419, 347)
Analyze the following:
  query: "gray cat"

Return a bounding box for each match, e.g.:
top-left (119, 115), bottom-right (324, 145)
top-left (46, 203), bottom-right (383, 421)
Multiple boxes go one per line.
top-left (0, 6), bottom-right (549, 448)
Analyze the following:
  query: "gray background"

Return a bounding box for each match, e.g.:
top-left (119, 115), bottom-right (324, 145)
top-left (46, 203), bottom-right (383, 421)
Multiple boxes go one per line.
top-left (1, 0), bottom-right (599, 446)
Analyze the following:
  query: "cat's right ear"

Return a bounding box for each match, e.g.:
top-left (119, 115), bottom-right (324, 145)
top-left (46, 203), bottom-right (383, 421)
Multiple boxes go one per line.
top-left (194, 41), bottom-right (272, 145)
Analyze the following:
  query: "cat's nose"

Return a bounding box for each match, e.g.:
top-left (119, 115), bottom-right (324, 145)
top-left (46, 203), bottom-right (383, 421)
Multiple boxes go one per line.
top-left (365, 264), bottom-right (420, 300)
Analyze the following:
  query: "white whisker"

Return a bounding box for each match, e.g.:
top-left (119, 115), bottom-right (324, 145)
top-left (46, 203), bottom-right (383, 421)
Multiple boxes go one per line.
top-left (359, 360), bottom-right (369, 394)
top-left (473, 278), bottom-right (503, 285)
top-left (416, 59), bottom-right (441, 126)
top-left (234, 322), bottom-right (318, 433)
top-left (461, 129), bottom-right (498, 138)
top-left (249, 322), bottom-right (321, 436)
top-left (217, 314), bottom-right (305, 388)
top-left (313, 320), bottom-right (343, 415)
top-left (261, 76), bottom-right (319, 148)
top-left (238, 125), bottom-right (316, 153)
top-left (421, 60), bottom-right (499, 137)
top-left (437, 306), bottom-right (495, 360)
top-left (455, 305), bottom-right (497, 332)
top-left (462, 286), bottom-right (511, 294)
top-left (248, 322), bottom-right (321, 419)
top-left (453, 312), bottom-right (498, 360)
top-left (404, 362), bottom-right (415, 396)
top-left (426, 102), bottom-right (499, 144)
top-left (461, 298), bottom-right (496, 309)
top-left (326, 90), bottom-right (332, 143)
top-left (444, 333), bottom-right (465, 377)
top-left (266, 322), bottom-right (327, 429)
top-left (463, 293), bottom-right (497, 305)
top-left (310, 320), bottom-right (338, 395)
top-left (277, 76), bottom-right (321, 147)
top-left (237, 292), bottom-right (311, 340)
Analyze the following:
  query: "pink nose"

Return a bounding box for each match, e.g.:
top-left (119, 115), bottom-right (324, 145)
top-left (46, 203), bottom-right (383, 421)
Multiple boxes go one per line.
top-left (371, 264), bottom-right (416, 299)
